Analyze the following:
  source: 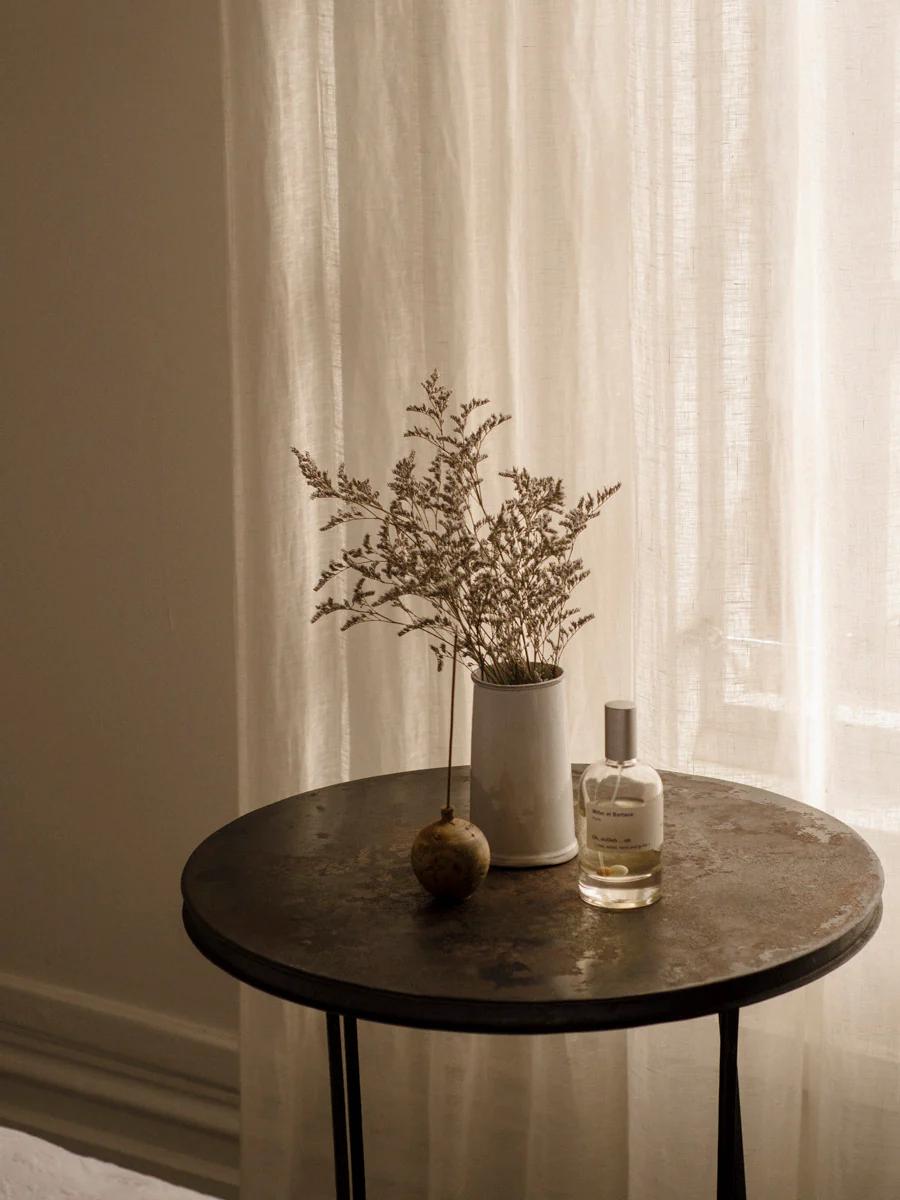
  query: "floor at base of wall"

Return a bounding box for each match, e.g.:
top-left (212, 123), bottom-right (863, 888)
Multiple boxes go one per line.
top-left (0, 971), bottom-right (239, 1199)
top-left (0, 1126), bottom-right (213, 1199)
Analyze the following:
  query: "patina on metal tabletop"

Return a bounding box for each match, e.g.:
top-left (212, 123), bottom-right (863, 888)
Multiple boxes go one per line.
top-left (181, 768), bottom-right (883, 1034)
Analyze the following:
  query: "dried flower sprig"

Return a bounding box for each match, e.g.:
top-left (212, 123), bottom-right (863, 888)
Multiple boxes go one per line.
top-left (292, 371), bottom-right (620, 685)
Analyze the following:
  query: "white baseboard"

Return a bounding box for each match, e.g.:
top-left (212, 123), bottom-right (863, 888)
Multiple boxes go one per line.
top-left (0, 971), bottom-right (239, 1198)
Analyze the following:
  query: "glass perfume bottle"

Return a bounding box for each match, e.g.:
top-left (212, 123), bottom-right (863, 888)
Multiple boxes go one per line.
top-left (577, 701), bottom-right (663, 909)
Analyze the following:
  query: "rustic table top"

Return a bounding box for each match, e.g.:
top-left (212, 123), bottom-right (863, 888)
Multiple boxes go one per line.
top-left (181, 768), bottom-right (883, 1034)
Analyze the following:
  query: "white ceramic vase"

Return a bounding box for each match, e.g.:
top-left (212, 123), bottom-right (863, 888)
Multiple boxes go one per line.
top-left (469, 668), bottom-right (577, 867)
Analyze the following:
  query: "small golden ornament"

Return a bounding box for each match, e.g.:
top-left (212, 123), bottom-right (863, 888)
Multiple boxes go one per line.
top-left (411, 804), bottom-right (490, 902)
top-left (411, 632), bottom-right (490, 901)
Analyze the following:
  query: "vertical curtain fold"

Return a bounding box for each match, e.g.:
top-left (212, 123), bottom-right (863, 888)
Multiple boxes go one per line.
top-left (223, 1), bottom-right (900, 1196)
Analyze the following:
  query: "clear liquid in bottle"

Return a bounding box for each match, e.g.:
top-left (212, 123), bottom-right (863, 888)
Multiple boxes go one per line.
top-left (577, 702), bottom-right (663, 910)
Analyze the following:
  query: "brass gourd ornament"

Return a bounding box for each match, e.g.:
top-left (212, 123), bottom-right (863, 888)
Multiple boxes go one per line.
top-left (411, 637), bottom-right (490, 901)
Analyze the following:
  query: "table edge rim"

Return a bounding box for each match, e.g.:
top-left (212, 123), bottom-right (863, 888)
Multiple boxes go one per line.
top-left (181, 894), bottom-right (883, 1035)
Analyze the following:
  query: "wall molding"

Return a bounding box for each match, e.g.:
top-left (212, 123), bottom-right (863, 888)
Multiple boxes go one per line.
top-left (0, 971), bottom-right (239, 1197)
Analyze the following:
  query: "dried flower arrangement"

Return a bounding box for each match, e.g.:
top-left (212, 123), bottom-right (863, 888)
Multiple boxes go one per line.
top-left (293, 371), bottom-right (620, 686)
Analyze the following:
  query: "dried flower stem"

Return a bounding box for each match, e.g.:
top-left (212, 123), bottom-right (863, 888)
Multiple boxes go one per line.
top-left (293, 371), bottom-right (620, 685)
top-left (443, 633), bottom-right (458, 820)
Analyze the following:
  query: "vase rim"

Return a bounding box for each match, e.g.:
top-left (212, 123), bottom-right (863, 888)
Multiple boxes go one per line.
top-left (470, 664), bottom-right (564, 691)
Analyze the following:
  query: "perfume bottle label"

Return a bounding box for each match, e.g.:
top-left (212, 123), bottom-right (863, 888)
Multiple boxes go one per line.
top-left (586, 795), bottom-right (663, 853)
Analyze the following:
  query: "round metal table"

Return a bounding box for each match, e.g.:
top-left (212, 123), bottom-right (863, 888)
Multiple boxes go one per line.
top-left (181, 768), bottom-right (883, 1200)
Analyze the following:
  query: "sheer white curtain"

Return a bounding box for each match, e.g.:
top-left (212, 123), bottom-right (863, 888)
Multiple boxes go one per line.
top-left (222, 1), bottom-right (900, 1197)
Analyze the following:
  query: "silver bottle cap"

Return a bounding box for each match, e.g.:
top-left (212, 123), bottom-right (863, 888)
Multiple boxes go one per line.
top-left (605, 701), bottom-right (637, 762)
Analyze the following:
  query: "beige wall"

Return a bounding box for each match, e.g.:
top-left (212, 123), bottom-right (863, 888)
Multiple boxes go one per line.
top-left (2, 0), bottom-right (238, 1039)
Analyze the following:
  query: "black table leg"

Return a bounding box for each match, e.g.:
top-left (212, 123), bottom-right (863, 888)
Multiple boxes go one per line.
top-left (326, 1012), bottom-right (351, 1199)
top-left (344, 1016), bottom-right (367, 1199)
top-left (717, 1009), bottom-right (747, 1200)
top-left (326, 1012), bottom-right (367, 1199)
